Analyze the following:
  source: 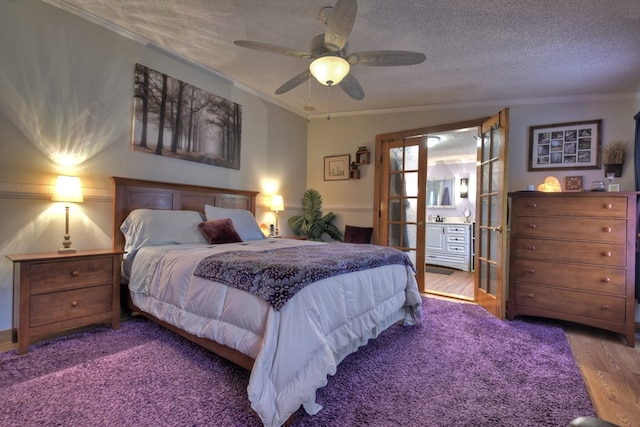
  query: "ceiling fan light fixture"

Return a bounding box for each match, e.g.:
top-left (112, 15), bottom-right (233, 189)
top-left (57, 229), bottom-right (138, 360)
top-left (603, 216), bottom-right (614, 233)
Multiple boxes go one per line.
top-left (309, 56), bottom-right (350, 86)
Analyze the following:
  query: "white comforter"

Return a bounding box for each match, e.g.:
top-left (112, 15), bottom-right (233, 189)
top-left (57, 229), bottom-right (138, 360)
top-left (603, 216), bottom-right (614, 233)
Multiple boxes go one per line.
top-left (128, 239), bottom-right (422, 427)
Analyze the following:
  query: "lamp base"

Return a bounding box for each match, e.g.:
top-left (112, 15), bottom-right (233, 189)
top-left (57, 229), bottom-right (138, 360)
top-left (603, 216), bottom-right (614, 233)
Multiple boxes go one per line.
top-left (59, 233), bottom-right (75, 253)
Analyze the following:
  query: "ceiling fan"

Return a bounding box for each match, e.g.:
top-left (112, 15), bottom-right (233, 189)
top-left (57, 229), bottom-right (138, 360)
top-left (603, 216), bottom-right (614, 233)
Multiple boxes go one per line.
top-left (233, 0), bottom-right (426, 100)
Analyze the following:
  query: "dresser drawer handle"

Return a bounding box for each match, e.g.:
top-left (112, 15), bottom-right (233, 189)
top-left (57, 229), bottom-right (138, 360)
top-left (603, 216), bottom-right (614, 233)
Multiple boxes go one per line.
top-left (70, 270), bottom-right (80, 277)
top-left (528, 203), bottom-right (537, 208)
top-left (602, 277), bottom-right (611, 283)
top-left (601, 304), bottom-right (610, 310)
top-left (527, 269), bottom-right (535, 274)
top-left (71, 300), bottom-right (79, 307)
top-left (602, 226), bottom-right (612, 233)
top-left (528, 224), bottom-right (537, 229)
top-left (527, 245), bottom-right (536, 251)
top-left (604, 203), bottom-right (612, 210)
top-left (526, 293), bottom-right (534, 299)
top-left (602, 251), bottom-right (612, 257)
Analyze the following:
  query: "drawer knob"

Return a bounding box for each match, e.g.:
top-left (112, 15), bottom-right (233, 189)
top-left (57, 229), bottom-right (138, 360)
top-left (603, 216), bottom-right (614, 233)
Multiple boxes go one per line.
top-left (604, 203), bottom-right (612, 209)
top-left (70, 270), bottom-right (80, 277)
top-left (528, 203), bottom-right (537, 208)
top-left (528, 224), bottom-right (537, 229)
top-left (526, 293), bottom-right (534, 299)
top-left (527, 245), bottom-right (536, 251)
top-left (603, 226), bottom-right (612, 233)
top-left (601, 304), bottom-right (610, 310)
top-left (527, 269), bottom-right (535, 274)
top-left (71, 300), bottom-right (79, 307)
top-left (602, 277), bottom-right (611, 283)
top-left (602, 251), bottom-right (612, 257)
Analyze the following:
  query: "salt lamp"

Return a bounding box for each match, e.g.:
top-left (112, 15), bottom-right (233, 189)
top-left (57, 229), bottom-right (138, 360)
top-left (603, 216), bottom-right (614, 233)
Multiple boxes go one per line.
top-left (538, 176), bottom-right (562, 192)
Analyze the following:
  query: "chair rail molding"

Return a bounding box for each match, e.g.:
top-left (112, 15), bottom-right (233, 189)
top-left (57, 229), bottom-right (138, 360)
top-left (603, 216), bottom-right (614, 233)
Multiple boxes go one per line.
top-left (0, 182), bottom-right (111, 202)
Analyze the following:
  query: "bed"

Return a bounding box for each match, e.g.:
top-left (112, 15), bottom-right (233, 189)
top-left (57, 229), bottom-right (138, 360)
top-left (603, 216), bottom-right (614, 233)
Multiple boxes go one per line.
top-left (111, 176), bottom-right (422, 427)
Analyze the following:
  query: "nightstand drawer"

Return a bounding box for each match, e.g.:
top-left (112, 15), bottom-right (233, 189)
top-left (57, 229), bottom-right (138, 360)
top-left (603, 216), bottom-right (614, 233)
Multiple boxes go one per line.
top-left (31, 257), bottom-right (113, 294)
top-left (30, 284), bottom-right (113, 327)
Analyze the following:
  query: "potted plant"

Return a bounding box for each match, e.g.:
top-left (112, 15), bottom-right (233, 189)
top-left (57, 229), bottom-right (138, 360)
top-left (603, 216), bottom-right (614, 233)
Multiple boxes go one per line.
top-left (287, 189), bottom-right (343, 241)
top-left (603, 141), bottom-right (628, 177)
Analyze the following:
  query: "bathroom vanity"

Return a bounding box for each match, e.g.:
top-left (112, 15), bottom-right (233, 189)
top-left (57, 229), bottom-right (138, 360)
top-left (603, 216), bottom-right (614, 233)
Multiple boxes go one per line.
top-left (426, 222), bottom-right (472, 272)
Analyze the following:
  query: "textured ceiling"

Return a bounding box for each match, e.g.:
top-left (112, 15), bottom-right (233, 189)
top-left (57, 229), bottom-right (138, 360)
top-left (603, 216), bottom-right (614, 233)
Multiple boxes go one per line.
top-left (44, 0), bottom-right (640, 120)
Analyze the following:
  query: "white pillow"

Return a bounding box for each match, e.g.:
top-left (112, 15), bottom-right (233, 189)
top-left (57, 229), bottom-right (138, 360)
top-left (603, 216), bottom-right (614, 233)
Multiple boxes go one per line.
top-left (120, 209), bottom-right (207, 257)
top-left (204, 205), bottom-right (265, 241)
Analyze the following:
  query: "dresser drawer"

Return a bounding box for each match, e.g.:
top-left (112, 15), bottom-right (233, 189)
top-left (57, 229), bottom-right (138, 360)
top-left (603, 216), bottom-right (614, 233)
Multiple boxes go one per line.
top-left (30, 257), bottom-right (113, 294)
top-left (514, 259), bottom-right (626, 295)
top-left (514, 196), bottom-right (627, 218)
top-left (514, 283), bottom-right (626, 323)
top-left (30, 284), bottom-right (113, 327)
top-left (515, 238), bottom-right (626, 267)
top-left (515, 216), bottom-right (627, 243)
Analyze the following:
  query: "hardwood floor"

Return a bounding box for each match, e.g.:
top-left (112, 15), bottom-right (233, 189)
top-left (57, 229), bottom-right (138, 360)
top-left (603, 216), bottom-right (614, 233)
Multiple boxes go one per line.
top-left (564, 323), bottom-right (640, 427)
top-left (425, 267), bottom-right (474, 300)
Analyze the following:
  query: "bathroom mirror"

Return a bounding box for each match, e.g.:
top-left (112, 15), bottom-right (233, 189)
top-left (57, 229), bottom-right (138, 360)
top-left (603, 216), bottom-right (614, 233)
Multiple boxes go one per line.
top-left (427, 178), bottom-right (455, 207)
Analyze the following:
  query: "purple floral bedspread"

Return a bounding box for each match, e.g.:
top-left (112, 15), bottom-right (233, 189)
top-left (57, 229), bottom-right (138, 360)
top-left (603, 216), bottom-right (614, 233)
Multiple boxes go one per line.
top-left (193, 243), bottom-right (415, 311)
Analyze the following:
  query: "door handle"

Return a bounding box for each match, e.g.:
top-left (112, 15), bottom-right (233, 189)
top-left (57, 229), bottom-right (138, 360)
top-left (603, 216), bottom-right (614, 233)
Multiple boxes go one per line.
top-left (488, 226), bottom-right (503, 233)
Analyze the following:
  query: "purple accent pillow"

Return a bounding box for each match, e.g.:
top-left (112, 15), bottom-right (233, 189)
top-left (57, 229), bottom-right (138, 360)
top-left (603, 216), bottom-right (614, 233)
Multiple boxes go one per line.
top-left (344, 225), bottom-right (373, 244)
top-left (198, 218), bottom-right (243, 244)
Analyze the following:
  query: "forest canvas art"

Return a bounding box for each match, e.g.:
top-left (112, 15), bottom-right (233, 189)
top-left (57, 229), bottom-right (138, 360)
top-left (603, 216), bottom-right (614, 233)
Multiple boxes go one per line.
top-left (132, 64), bottom-right (242, 169)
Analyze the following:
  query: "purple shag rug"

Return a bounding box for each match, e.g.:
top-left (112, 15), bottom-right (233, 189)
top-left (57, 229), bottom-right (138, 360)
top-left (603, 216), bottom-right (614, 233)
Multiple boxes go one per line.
top-left (0, 297), bottom-right (594, 426)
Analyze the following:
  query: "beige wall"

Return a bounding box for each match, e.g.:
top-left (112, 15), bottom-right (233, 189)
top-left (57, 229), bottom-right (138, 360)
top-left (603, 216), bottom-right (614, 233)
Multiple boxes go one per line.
top-left (307, 99), bottom-right (640, 232)
top-left (0, 0), bottom-right (308, 331)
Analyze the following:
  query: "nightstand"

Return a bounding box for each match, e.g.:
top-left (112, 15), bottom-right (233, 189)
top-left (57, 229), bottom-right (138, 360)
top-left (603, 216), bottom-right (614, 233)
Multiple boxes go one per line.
top-left (6, 249), bottom-right (124, 354)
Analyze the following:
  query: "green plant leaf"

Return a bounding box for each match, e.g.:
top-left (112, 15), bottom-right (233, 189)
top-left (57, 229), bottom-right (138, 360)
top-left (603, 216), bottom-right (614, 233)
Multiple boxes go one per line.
top-left (286, 188), bottom-right (342, 241)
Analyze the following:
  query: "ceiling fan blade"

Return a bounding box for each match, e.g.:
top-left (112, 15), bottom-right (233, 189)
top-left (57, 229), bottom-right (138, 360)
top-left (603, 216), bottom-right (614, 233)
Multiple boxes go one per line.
top-left (234, 40), bottom-right (313, 59)
top-left (348, 50), bottom-right (427, 66)
top-left (325, 0), bottom-right (357, 52)
top-left (339, 73), bottom-right (364, 100)
top-left (275, 70), bottom-right (311, 95)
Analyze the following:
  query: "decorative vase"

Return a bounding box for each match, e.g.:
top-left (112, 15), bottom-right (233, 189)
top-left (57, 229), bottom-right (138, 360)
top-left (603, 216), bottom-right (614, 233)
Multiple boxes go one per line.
top-left (604, 163), bottom-right (623, 177)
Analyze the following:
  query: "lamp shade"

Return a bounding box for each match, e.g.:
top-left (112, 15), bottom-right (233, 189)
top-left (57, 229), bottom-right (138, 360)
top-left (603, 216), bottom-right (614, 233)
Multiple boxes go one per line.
top-left (52, 175), bottom-right (84, 203)
top-left (309, 56), bottom-right (350, 86)
top-left (270, 195), bottom-right (284, 212)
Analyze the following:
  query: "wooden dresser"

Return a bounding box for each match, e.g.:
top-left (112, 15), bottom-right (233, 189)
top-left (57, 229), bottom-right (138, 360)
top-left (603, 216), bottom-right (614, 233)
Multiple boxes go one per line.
top-left (507, 191), bottom-right (637, 346)
top-left (6, 249), bottom-right (124, 354)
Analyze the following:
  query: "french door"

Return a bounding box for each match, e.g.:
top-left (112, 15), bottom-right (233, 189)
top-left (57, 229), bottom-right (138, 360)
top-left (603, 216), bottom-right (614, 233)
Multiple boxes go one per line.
top-left (475, 108), bottom-right (509, 318)
top-left (375, 136), bottom-right (427, 290)
top-left (374, 109), bottom-right (510, 318)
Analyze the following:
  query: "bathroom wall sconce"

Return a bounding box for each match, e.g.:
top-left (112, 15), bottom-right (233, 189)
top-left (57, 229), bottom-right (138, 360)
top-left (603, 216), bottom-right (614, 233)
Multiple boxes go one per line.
top-left (459, 178), bottom-right (469, 198)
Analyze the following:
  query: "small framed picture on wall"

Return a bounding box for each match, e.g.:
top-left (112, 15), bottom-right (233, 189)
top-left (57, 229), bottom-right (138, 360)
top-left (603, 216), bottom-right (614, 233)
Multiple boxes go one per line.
top-left (324, 155), bottom-right (350, 181)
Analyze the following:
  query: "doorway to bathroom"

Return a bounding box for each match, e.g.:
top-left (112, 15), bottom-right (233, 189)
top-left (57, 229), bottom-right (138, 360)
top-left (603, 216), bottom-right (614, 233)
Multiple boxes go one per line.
top-left (374, 108), bottom-right (510, 318)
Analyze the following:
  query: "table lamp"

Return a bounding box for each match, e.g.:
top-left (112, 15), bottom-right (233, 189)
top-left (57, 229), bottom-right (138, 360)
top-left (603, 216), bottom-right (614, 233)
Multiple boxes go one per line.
top-left (270, 195), bottom-right (284, 236)
top-left (52, 175), bottom-right (84, 253)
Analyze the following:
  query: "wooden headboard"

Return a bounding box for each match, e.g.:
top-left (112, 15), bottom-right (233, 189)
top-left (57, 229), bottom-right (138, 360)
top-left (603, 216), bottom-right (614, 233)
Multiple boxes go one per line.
top-left (111, 176), bottom-right (259, 251)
